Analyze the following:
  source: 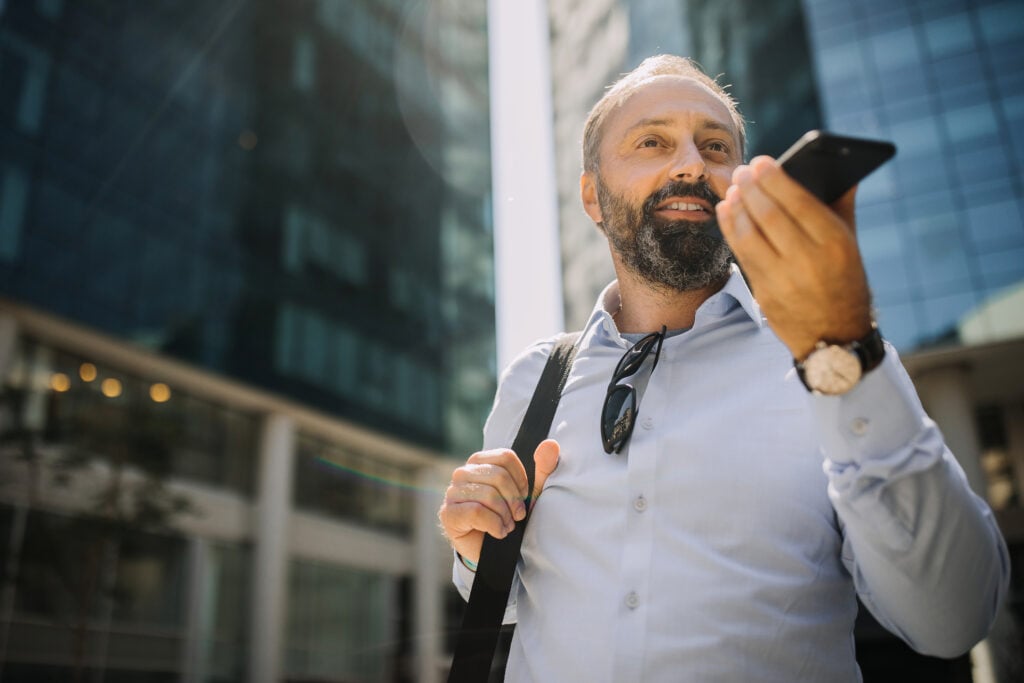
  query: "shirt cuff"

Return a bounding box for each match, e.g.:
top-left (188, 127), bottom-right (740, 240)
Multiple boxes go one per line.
top-left (452, 550), bottom-right (476, 600)
top-left (809, 346), bottom-right (927, 466)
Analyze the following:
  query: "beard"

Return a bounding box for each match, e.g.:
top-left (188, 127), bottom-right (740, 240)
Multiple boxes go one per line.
top-left (597, 177), bottom-right (733, 293)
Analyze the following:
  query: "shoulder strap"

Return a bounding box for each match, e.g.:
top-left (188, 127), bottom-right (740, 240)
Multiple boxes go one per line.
top-left (447, 331), bottom-right (581, 683)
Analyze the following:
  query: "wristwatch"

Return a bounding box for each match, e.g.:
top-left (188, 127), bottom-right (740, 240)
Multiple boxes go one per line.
top-left (795, 324), bottom-right (886, 395)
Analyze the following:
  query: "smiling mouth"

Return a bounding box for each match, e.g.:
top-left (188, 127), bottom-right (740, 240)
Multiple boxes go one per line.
top-left (654, 201), bottom-right (713, 222)
top-left (660, 201), bottom-right (709, 213)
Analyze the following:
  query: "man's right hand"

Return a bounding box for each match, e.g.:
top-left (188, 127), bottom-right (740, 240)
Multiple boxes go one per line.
top-left (438, 439), bottom-right (561, 567)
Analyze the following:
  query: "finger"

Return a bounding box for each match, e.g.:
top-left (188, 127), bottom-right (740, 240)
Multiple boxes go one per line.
top-left (747, 157), bottom-right (836, 244)
top-left (445, 473), bottom-right (522, 532)
top-left (530, 439), bottom-right (561, 505)
top-left (442, 497), bottom-right (511, 542)
top-left (731, 165), bottom-right (808, 256)
top-left (717, 191), bottom-right (776, 282)
top-left (451, 463), bottom-right (527, 522)
top-left (467, 449), bottom-right (529, 502)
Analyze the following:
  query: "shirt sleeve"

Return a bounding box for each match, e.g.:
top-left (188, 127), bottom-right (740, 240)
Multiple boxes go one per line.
top-left (450, 336), bottom-right (556, 624)
top-left (813, 344), bottom-right (1010, 657)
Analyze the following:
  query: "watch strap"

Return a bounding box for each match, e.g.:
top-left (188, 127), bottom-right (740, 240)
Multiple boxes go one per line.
top-left (852, 324), bottom-right (886, 374)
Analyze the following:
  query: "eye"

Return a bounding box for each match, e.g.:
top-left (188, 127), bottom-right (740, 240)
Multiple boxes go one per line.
top-left (703, 139), bottom-right (731, 155)
top-left (639, 138), bottom-right (660, 148)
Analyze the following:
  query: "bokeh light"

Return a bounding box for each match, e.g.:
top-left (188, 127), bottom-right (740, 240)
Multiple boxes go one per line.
top-left (101, 377), bottom-right (122, 398)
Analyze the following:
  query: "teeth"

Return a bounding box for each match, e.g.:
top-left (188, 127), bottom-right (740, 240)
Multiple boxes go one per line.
top-left (666, 202), bottom-right (704, 211)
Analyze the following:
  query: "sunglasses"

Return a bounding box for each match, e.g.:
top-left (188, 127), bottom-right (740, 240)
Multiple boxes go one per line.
top-left (601, 326), bottom-right (666, 454)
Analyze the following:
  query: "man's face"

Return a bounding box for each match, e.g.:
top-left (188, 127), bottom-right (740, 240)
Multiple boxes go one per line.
top-left (582, 76), bottom-right (742, 292)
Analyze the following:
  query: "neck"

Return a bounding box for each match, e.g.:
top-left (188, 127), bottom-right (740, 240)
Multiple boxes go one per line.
top-left (611, 258), bottom-right (729, 334)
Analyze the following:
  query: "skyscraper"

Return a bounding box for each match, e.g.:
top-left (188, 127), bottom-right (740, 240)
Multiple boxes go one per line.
top-left (803, 0), bottom-right (1024, 351)
top-left (0, 1), bottom-right (493, 681)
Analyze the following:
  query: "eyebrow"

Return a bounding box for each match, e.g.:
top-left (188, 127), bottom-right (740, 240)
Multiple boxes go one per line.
top-left (622, 117), bottom-right (734, 138)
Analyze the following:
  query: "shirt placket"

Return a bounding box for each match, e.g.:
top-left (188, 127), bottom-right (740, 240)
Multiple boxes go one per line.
top-left (609, 344), bottom-right (669, 682)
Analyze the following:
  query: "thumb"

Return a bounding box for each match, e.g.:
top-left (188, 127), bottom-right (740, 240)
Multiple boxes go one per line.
top-left (531, 439), bottom-right (561, 505)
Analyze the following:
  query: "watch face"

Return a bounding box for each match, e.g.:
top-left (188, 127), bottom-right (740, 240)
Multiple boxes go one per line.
top-left (804, 345), bottom-right (862, 395)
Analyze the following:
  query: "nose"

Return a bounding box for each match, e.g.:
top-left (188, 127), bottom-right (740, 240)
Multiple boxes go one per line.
top-left (670, 142), bottom-right (706, 181)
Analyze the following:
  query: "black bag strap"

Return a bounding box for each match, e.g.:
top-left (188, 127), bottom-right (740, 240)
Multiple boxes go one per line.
top-left (447, 331), bottom-right (581, 683)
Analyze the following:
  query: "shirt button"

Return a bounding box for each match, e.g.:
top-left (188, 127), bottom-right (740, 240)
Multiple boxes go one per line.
top-left (633, 495), bottom-right (648, 512)
top-left (850, 418), bottom-right (870, 436)
top-left (625, 591), bottom-right (640, 609)
top-left (641, 416), bottom-right (654, 430)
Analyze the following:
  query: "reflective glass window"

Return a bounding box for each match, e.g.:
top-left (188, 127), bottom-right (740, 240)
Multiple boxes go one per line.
top-left (923, 13), bottom-right (975, 57)
top-left (1, 506), bottom-right (187, 678)
top-left (0, 0), bottom-right (495, 456)
top-left (859, 224), bottom-right (913, 300)
top-left (286, 560), bottom-right (397, 682)
top-left (907, 213), bottom-right (974, 293)
top-left (293, 432), bottom-right (414, 535)
top-left (977, 1), bottom-right (1024, 45)
top-left (869, 27), bottom-right (921, 69)
top-left (943, 103), bottom-right (1000, 144)
top-left (874, 301), bottom-right (922, 351)
top-left (206, 541), bottom-right (251, 682)
top-left (0, 165), bottom-right (28, 261)
top-left (968, 200), bottom-right (1024, 250)
top-left (921, 289), bottom-right (981, 340)
top-left (1, 338), bottom-right (258, 495)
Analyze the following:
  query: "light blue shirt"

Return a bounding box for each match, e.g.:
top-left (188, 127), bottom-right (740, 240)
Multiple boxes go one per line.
top-left (454, 265), bottom-right (1009, 682)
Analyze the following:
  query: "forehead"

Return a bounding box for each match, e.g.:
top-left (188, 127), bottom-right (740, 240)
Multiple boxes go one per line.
top-left (602, 75), bottom-right (737, 143)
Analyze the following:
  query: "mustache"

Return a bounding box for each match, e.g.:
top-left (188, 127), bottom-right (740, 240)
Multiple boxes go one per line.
top-left (641, 180), bottom-right (722, 216)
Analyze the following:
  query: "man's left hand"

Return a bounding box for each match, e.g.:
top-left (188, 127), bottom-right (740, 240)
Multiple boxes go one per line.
top-left (715, 156), bottom-right (874, 360)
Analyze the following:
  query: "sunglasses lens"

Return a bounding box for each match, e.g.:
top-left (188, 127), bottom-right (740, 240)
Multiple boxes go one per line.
top-left (614, 333), bottom-right (660, 379)
top-left (602, 385), bottom-right (636, 453)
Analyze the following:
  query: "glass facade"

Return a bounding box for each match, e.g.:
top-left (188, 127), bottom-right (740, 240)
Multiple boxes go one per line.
top-left (666, 0), bottom-right (822, 157)
top-left (2, 337), bottom-right (260, 495)
top-left (0, 0), bottom-right (496, 456)
top-left (285, 559), bottom-right (398, 682)
top-left (0, 335), bottom-right (256, 679)
top-left (0, 505), bottom-right (190, 681)
top-left (0, 4), bottom-right (493, 666)
top-left (293, 431), bottom-right (416, 535)
top-left (0, 327), bottom-right (436, 680)
top-left (802, 0), bottom-right (1024, 350)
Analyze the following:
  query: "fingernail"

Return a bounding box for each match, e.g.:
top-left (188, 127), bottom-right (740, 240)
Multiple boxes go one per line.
top-left (733, 166), bottom-right (753, 184)
top-left (515, 502), bottom-right (526, 520)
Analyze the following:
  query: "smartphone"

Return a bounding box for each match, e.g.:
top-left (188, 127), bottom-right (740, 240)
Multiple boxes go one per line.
top-left (777, 130), bottom-right (896, 204)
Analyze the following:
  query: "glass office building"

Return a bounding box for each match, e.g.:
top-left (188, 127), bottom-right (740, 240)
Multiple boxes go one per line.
top-left (0, 0), bottom-right (495, 457)
top-left (803, 0), bottom-right (1024, 350)
top-left (0, 1), bottom-right (493, 681)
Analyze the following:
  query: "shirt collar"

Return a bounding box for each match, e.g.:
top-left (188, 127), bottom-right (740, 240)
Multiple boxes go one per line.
top-left (584, 263), bottom-right (764, 343)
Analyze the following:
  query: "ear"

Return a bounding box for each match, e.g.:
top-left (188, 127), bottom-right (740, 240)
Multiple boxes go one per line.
top-left (580, 172), bottom-right (603, 224)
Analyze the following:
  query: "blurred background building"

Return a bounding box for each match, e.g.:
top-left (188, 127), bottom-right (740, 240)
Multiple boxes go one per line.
top-left (0, 0), bottom-right (493, 681)
top-left (1, 0), bottom-right (1022, 682)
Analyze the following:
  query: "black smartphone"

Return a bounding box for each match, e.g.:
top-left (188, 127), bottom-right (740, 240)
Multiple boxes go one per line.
top-left (777, 130), bottom-right (896, 204)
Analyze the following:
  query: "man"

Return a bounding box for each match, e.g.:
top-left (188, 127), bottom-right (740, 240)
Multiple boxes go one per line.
top-left (438, 55), bottom-right (1009, 682)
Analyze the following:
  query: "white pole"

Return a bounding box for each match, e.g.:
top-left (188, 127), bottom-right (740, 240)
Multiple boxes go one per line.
top-left (414, 465), bottom-right (449, 683)
top-left (489, 0), bottom-right (565, 372)
top-left (248, 414), bottom-right (295, 683)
